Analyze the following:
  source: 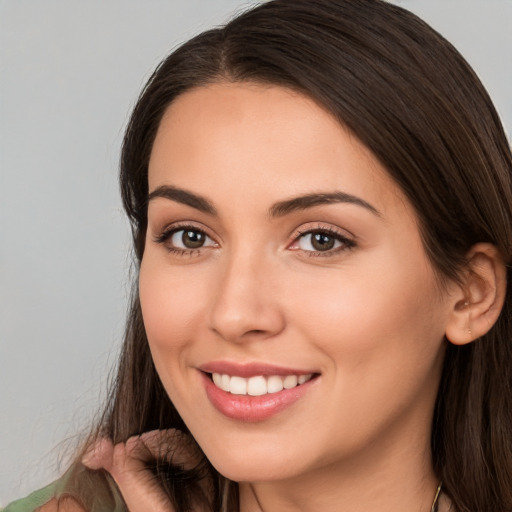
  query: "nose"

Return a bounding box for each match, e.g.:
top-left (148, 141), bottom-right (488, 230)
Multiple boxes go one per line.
top-left (208, 250), bottom-right (286, 343)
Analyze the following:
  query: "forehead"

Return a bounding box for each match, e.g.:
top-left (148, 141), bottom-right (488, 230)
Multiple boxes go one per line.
top-left (148, 82), bottom-right (410, 219)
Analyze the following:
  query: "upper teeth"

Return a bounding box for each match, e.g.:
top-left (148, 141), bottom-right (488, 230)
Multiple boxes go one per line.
top-left (211, 373), bottom-right (313, 396)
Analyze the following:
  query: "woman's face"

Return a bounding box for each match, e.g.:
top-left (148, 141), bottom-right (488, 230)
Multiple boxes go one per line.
top-left (140, 83), bottom-right (456, 482)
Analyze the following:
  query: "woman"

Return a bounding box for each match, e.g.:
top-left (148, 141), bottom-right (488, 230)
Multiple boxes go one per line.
top-left (4, 0), bottom-right (512, 511)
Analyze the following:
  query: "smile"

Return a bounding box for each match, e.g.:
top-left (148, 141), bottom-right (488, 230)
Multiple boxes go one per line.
top-left (199, 364), bottom-right (319, 422)
top-left (211, 373), bottom-right (314, 396)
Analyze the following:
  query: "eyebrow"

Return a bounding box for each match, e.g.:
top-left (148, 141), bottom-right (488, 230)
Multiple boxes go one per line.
top-left (147, 185), bottom-right (380, 218)
top-left (147, 185), bottom-right (217, 215)
top-left (269, 192), bottom-right (381, 218)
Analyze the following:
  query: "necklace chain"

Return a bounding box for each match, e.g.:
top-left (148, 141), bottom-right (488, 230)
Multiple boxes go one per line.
top-left (431, 482), bottom-right (443, 512)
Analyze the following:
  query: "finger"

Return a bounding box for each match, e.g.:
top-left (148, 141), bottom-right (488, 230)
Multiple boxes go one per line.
top-left (82, 437), bottom-right (150, 478)
top-left (82, 437), bottom-right (176, 512)
top-left (81, 438), bottom-right (114, 471)
top-left (81, 431), bottom-right (178, 471)
top-left (81, 431), bottom-right (209, 512)
top-left (111, 442), bottom-right (173, 506)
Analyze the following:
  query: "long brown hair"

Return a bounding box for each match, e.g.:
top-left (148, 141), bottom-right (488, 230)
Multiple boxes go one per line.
top-left (81, 1), bottom-right (512, 510)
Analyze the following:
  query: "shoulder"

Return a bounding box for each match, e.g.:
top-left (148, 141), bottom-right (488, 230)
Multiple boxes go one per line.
top-left (3, 464), bottom-right (125, 512)
top-left (1, 481), bottom-right (57, 512)
top-left (1, 473), bottom-right (87, 512)
top-left (2, 492), bottom-right (85, 512)
top-left (3, 491), bottom-right (90, 512)
top-left (37, 498), bottom-right (86, 512)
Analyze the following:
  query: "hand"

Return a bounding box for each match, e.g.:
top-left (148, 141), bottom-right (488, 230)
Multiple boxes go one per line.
top-left (82, 429), bottom-right (208, 512)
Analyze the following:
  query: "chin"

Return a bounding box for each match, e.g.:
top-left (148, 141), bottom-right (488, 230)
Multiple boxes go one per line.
top-left (212, 458), bottom-right (299, 483)
top-left (197, 438), bottom-right (313, 483)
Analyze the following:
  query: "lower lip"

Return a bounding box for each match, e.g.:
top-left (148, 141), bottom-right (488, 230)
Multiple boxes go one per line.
top-left (201, 372), bottom-right (317, 422)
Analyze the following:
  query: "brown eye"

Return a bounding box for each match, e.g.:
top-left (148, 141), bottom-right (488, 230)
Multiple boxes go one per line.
top-left (169, 229), bottom-right (215, 250)
top-left (182, 230), bottom-right (205, 248)
top-left (297, 230), bottom-right (350, 253)
top-left (311, 233), bottom-right (335, 251)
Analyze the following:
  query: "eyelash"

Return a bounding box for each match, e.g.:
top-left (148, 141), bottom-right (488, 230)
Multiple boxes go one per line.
top-left (291, 226), bottom-right (356, 257)
top-left (153, 222), bottom-right (214, 257)
top-left (153, 223), bottom-right (355, 258)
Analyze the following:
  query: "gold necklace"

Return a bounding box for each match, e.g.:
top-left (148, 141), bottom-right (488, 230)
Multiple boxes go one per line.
top-left (431, 482), bottom-right (442, 512)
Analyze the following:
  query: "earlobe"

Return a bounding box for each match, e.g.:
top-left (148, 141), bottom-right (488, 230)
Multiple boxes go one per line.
top-left (445, 243), bottom-right (507, 346)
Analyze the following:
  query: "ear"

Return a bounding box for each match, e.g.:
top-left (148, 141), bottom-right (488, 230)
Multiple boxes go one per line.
top-left (445, 243), bottom-right (507, 346)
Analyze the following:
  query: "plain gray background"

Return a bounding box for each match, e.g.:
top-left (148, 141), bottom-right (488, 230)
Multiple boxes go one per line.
top-left (1, 0), bottom-right (511, 505)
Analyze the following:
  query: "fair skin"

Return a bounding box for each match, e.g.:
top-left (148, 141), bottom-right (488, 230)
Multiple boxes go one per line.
top-left (74, 83), bottom-right (505, 512)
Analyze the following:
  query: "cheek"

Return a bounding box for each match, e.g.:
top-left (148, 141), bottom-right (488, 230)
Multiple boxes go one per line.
top-left (282, 255), bottom-right (446, 453)
top-left (287, 249), bottom-right (445, 381)
top-left (138, 254), bottom-right (210, 358)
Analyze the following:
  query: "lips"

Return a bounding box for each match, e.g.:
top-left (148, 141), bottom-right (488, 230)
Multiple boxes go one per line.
top-left (199, 362), bottom-right (319, 422)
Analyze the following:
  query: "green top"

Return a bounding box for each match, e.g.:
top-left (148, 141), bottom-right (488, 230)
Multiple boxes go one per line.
top-left (2, 481), bottom-right (60, 512)
top-left (1, 465), bottom-right (126, 512)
